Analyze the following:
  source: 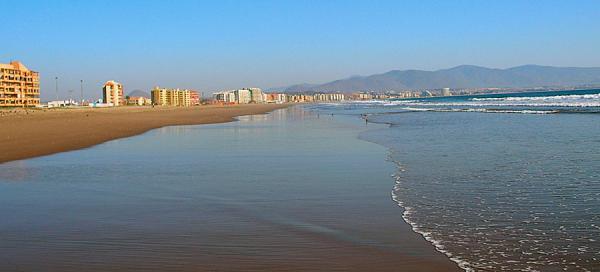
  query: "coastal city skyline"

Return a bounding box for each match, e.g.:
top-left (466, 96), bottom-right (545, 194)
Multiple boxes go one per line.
top-left (3, 0), bottom-right (600, 100)
top-left (3, 58), bottom-right (599, 107)
top-left (0, 59), bottom-right (460, 108)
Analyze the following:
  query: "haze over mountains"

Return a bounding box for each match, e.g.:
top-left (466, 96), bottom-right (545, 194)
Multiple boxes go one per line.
top-left (283, 65), bottom-right (600, 93)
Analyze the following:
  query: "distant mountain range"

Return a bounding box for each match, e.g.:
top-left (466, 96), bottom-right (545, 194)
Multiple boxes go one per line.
top-left (282, 65), bottom-right (600, 93)
top-left (127, 90), bottom-right (150, 98)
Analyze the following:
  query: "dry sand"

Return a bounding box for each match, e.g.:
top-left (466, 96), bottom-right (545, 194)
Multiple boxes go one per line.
top-left (0, 104), bottom-right (289, 164)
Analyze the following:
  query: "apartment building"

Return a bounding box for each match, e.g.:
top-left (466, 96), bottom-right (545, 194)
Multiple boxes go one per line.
top-left (313, 93), bottom-right (345, 102)
top-left (247, 87), bottom-right (263, 103)
top-left (213, 91), bottom-right (236, 103)
top-left (264, 93), bottom-right (287, 104)
top-left (234, 89), bottom-right (251, 104)
top-left (151, 87), bottom-right (192, 106)
top-left (287, 94), bottom-right (314, 103)
top-left (102, 80), bottom-right (124, 106)
top-left (0, 61), bottom-right (40, 107)
top-left (213, 88), bottom-right (266, 104)
top-left (190, 91), bottom-right (201, 105)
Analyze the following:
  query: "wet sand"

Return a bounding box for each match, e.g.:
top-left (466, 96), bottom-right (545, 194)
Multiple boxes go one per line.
top-left (0, 104), bottom-right (289, 164)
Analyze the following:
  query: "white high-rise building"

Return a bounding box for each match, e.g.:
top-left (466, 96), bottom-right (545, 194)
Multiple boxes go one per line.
top-left (442, 88), bottom-right (452, 96)
top-left (234, 89), bottom-right (252, 104)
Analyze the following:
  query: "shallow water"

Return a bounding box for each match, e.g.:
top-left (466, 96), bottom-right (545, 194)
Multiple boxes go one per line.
top-left (0, 107), bottom-right (456, 271)
top-left (313, 90), bottom-right (600, 271)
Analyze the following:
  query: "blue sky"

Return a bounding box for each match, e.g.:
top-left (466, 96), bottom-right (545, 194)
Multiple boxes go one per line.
top-left (2, 0), bottom-right (600, 100)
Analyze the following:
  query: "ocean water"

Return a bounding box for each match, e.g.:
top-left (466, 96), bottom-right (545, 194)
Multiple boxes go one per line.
top-left (312, 89), bottom-right (600, 271)
top-left (0, 107), bottom-right (456, 271)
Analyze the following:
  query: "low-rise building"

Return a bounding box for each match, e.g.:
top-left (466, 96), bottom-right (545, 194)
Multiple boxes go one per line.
top-left (127, 96), bottom-right (152, 106)
top-left (47, 99), bottom-right (78, 108)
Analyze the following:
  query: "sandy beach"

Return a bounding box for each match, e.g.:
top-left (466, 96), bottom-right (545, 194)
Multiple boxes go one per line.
top-left (0, 104), bottom-right (289, 164)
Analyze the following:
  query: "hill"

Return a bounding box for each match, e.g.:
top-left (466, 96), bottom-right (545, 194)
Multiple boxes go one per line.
top-left (283, 65), bottom-right (600, 92)
top-left (127, 90), bottom-right (150, 98)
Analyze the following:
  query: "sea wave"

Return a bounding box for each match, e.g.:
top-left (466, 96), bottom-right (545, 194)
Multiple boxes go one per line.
top-left (388, 152), bottom-right (473, 272)
top-left (400, 107), bottom-right (559, 114)
top-left (332, 100), bottom-right (600, 108)
top-left (470, 93), bottom-right (600, 101)
top-left (400, 101), bottom-right (600, 107)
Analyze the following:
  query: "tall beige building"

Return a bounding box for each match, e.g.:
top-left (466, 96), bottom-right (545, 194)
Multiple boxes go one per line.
top-left (102, 80), bottom-right (124, 106)
top-left (151, 87), bottom-right (191, 106)
top-left (0, 61), bottom-right (40, 107)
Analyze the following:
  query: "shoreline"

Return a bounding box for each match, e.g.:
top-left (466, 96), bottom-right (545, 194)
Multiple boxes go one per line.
top-left (0, 106), bottom-right (461, 271)
top-left (0, 104), bottom-right (290, 164)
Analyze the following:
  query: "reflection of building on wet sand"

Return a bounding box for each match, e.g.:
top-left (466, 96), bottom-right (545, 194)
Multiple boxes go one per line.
top-left (0, 160), bottom-right (34, 182)
top-left (237, 106), bottom-right (314, 123)
top-left (236, 114), bottom-right (269, 122)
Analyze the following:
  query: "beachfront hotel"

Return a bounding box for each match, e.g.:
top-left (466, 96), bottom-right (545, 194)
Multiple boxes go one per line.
top-left (102, 80), bottom-right (124, 106)
top-left (151, 87), bottom-right (193, 106)
top-left (0, 61), bottom-right (40, 107)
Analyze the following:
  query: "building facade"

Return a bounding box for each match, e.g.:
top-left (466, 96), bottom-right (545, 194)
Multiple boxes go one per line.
top-left (151, 87), bottom-right (192, 106)
top-left (0, 61), bottom-right (40, 107)
top-left (264, 93), bottom-right (287, 104)
top-left (213, 88), bottom-right (265, 104)
top-left (213, 91), bottom-right (236, 103)
top-left (248, 87), bottom-right (263, 103)
top-left (190, 91), bottom-right (201, 105)
top-left (234, 89), bottom-right (251, 104)
top-left (287, 94), bottom-right (314, 103)
top-left (441, 87), bottom-right (452, 96)
top-left (102, 80), bottom-right (124, 106)
top-left (127, 96), bottom-right (152, 106)
top-left (313, 93), bottom-right (345, 102)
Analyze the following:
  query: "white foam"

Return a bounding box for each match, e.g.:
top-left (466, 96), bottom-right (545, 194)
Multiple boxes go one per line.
top-left (471, 93), bottom-right (600, 102)
top-left (401, 107), bottom-right (558, 114)
top-left (320, 92), bottom-right (600, 109)
top-left (399, 101), bottom-right (600, 107)
top-left (388, 153), bottom-right (474, 272)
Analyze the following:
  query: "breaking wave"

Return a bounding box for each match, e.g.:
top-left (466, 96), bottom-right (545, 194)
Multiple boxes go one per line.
top-left (471, 93), bottom-right (600, 101)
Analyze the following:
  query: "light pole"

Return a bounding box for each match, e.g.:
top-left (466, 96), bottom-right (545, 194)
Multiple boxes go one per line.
top-left (80, 79), bottom-right (84, 105)
top-left (55, 77), bottom-right (59, 101)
